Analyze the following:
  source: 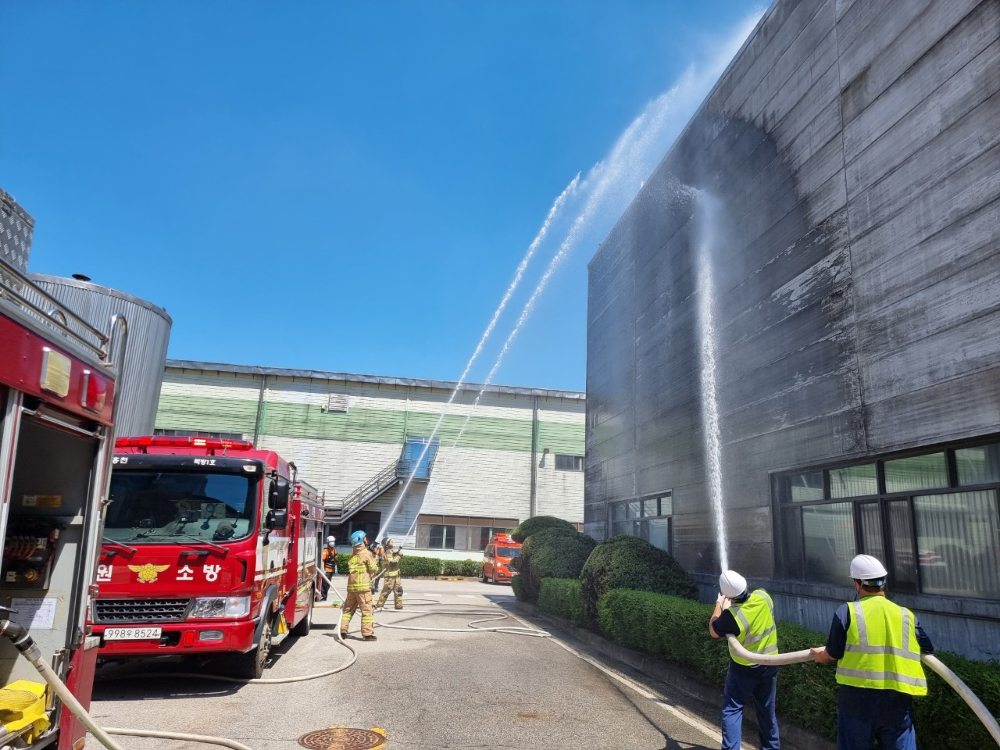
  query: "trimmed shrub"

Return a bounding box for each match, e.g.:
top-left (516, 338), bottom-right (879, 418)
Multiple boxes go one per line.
top-left (399, 556), bottom-right (442, 577)
top-left (511, 575), bottom-right (525, 601)
top-left (511, 515), bottom-right (576, 543)
top-left (596, 589), bottom-right (1000, 748)
top-left (538, 578), bottom-right (584, 626)
top-left (580, 535), bottom-right (697, 628)
top-left (518, 528), bottom-right (597, 603)
top-left (442, 560), bottom-right (483, 577)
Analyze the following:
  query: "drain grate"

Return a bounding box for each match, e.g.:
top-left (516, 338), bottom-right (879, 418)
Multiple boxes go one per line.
top-left (298, 727), bottom-right (386, 750)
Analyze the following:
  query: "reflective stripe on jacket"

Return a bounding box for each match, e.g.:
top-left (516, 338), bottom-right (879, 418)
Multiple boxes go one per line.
top-left (728, 589), bottom-right (778, 667)
top-left (382, 550), bottom-right (402, 576)
top-left (836, 596), bottom-right (927, 696)
top-left (347, 547), bottom-right (378, 592)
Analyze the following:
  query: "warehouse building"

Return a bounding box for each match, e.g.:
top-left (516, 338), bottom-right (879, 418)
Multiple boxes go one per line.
top-left (585, 0), bottom-right (1000, 658)
top-left (153, 361), bottom-right (585, 559)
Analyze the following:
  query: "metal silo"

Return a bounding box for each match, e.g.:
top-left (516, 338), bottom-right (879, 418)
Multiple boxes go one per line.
top-left (28, 274), bottom-right (172, 436)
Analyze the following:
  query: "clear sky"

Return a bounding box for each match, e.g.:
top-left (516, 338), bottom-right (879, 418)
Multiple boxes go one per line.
top-left (2, 1), bottom-right (762, 392)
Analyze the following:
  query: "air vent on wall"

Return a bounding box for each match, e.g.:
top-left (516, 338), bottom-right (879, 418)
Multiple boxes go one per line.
top-left (325, 393), bottom-right (350, 413)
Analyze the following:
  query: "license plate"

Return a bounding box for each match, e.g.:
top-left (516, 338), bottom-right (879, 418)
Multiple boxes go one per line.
top-left (103, 627), bottom-right (162, 641)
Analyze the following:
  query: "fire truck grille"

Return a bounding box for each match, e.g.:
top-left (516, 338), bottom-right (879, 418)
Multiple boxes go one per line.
top-left (95, 598), bottom-right (191, 624)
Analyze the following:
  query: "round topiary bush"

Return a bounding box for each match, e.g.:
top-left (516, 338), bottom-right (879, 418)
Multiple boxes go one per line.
top-left (580, 535), bottom-right (698, 629)
top-left (518, 527), bottom-right (597, 604)
top-left (510, 515), bottom-right (577, 543)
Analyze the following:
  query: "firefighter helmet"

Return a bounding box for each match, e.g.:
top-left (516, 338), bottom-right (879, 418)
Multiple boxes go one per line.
top-left (350, 530), bottom-right (366, 547)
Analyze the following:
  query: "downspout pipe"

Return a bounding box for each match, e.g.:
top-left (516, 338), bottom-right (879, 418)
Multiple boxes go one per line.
top-left (725, 636), bottom-right (1000, 746)
top-left (252, 373), bottom-right (267, 448)
top-left (529, 396), bottom-right (538, 518)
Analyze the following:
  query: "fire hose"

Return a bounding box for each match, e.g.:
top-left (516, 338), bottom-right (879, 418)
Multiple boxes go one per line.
top-left (725, 635), bottom-right (1000, 746)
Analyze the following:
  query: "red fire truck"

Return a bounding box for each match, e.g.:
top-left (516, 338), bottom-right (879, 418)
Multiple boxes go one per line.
top-left (94, 436), bottom-right (324, 678)
top-left (0, 259), bottom-right (125, 750)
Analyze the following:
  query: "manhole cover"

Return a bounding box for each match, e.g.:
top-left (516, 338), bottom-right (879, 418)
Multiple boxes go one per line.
top-left (298, 727), bottom-right (386, 750)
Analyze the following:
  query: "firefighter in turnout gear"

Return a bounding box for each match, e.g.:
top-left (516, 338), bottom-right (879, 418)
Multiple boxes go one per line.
top-left (810, 555), bottom-right (933, 750)
top-left (376, 538), bottom-right (404, 610)
top-left (709, 570), bottom-right (780, 750)
top-left (320, 536), bottom-right (338, 601)
top-left (341, 530), bottom-right (380, 641)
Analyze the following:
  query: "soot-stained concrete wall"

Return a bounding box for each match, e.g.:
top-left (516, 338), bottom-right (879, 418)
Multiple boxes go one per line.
top-left (585, 0), bottom-right (1000, 646)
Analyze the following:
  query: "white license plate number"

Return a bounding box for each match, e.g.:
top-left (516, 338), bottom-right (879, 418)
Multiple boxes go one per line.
top-left (104, 627), bottom-right (162, 641)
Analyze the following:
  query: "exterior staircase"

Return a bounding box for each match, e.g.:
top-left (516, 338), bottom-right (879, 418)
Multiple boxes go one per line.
top-left (325, 438), bottom-right (439, 524)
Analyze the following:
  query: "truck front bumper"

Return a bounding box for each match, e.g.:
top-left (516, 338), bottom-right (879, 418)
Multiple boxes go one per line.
top-left (92, 619), bottom-right (257, 656)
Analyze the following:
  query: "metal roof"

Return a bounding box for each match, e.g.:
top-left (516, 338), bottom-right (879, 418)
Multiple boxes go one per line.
top-left (165, 359), bottom-right (586, 401)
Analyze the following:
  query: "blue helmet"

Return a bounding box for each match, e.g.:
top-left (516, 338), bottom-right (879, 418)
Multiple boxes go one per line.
top-left (350, 530), bottom-right (366, 547)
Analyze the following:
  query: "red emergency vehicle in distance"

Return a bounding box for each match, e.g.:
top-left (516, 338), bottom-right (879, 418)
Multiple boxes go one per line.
top-left (481, 533), bottom-right (521, 584)
top-left (94, 436), bottom-right (323, 678)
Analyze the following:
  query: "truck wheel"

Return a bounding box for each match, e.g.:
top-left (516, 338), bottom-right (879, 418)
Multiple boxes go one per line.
top-left (233, 615), bottom-right (273, 679)
top-left (292, 589), bottom-right (313, 637)
top-left (480, 567), bottom-right (487, 583)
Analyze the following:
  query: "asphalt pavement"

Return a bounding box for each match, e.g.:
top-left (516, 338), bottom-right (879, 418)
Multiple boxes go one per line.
top-left (90, 579), bottom-right (750, 750)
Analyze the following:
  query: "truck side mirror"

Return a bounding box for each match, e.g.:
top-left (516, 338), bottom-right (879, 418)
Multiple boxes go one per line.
top-left (269, 478), bottom-right (290, 510)
top-left (266, 509), bottom-right (288, 530)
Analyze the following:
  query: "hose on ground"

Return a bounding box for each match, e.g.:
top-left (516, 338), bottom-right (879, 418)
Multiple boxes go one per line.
top-left (726, 635), bottom-right (1000, 746)
top-left (103, 728), bottom-right (255, 750)
top-left (376, 606), bottom-right (550, 637)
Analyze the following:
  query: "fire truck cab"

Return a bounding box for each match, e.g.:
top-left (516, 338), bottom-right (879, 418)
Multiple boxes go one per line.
top-left (0, 259), bottom-right (124, 750)
top-left (94, 436), bottom-right (323, 678)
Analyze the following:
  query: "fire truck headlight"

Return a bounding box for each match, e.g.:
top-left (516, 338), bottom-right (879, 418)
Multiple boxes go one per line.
top-left (190, 596), bottom-right (250, 619)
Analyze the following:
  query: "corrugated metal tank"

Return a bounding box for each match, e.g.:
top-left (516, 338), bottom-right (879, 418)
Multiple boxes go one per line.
top-left (29, 274), bottom-right (172, 436)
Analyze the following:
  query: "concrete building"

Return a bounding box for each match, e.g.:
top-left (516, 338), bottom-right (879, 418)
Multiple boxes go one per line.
top-left (585, 0), bottom-right (1000, 658)
top-left (153, 361), bottom-right (585, 559)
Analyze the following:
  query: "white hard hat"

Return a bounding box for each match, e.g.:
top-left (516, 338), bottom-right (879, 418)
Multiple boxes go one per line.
top-left (850, 554), bottom-right (887, 581)
top-left (719, 570), bottom-right (748, 599)
top-left (327, 536), bottom-right (336, 544)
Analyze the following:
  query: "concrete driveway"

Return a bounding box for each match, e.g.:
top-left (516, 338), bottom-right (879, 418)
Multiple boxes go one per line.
top-left (89, 579), bottom-right (743, 750)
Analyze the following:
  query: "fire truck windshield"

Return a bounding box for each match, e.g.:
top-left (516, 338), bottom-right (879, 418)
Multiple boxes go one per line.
top-left (104, 470), bottom-right (256, 545)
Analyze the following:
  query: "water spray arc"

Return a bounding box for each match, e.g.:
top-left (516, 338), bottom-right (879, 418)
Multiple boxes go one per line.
top-left (695, 192), bottom-right (729, 571)
top-left (374, 175), bottom-right (581, 541)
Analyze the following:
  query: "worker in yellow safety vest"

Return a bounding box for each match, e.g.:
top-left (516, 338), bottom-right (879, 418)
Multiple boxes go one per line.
top-left (810, 554), bottom-right (933, 750)
top-left (709, 570), bottom-right (780, 750)
top-left (376, 538), bottom-right (404, 610)
top-left (340, 530), bottom-right (380, 641)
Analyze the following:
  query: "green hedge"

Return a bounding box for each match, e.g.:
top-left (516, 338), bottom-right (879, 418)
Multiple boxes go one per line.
top-left (399, 556), bottom-right (444, 577)
top-left (595, 589), bottom-right (1000, 749)
top-left (442, 559), bottom-right (483, 577)
top-left (511, 515), bottom-right (576, 543)
top-left (511, 575), bottom-right (525, 601)
top-left (538, 578), bottom-right (585, 626)
top-left (580, 535), bottom-right (697, 628)
top-left (518, 528), bottom-right (596, 603)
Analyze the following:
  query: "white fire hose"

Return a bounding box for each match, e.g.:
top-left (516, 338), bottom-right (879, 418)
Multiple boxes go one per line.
top-left (726, 635), bottom-right (1000, 746)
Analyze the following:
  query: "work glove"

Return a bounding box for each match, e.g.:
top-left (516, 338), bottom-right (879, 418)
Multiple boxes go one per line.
top-left (716, 593), bottom-right (730, 610)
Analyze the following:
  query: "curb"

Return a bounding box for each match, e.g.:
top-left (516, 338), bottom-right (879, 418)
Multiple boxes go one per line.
top-left (515, 602), bottom-right (836, 750)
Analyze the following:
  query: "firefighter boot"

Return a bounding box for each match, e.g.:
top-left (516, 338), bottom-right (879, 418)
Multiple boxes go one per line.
top-left (363, 635), bottom-right (378, 641)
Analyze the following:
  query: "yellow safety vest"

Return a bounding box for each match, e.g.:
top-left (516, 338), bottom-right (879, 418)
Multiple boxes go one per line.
top-left (728, 589), bottom-right (778, 667)
top-left (836, 596), bottom-right (927, 696)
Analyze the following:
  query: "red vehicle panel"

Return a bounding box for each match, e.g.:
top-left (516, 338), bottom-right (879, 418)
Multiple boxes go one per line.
top-left (482, 533), bottom-right (521, 584)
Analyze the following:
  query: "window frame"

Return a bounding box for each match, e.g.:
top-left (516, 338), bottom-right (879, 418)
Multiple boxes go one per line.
top-left (774, 438), bottom-right (1000, 599)
top-left (606, 491), bottom-right (674, 554)
top-left (554, 454), bottom-right (584, 472)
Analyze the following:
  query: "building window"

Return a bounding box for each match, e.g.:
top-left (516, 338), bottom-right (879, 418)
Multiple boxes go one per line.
top-left (416, 515), bottom-right (518, 551)
top-left (608, 493), bottom-right (673, 554)
top-left (154, 429), bottom-right (244, 440)
top-left (775, 440), bottom-right (1000, 599)
top-left (555, 454), bottom-right (584, 472)
top-left (326, 511), bottom-right (381, 546)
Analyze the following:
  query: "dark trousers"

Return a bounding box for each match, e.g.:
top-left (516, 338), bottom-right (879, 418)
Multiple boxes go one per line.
top-left (837, 687), bottom-right (915, 750)
top-left (721, 665), bottom-right (780, 750)
top-left (321, 568), bottom-right (335, 600)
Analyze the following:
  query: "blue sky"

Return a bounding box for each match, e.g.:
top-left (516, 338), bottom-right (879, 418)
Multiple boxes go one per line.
top-left (2, 1), bottom-right (762, 391)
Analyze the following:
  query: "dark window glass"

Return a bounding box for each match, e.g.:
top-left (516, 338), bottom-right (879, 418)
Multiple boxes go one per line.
top-left (802, 503), bottom-right (856, 584)
top-left (956, 444), bottom-right (1000, 486)
top-left (830, 464), bottom-right (877, 499)
top-left (887, 500), bottom-right (918, 592)
top-left (646, 517), bottom-right (671, 554)
top-left (781, 507), bottom-right (804, 579)
top-left (885, 453), bottom-right (948, 494)
top-left (428, 525), bottom-right (456, 550)
top-left (789, 472), bottom-right (824, 502)
top-left (496, 546), bottom-right (520, 559)
top-left (555, 454), bottom-right (584, 472)
top-left (858, 502), bottom-right (885, 561)
top-left (914, 491), bottom-right (1000, 599)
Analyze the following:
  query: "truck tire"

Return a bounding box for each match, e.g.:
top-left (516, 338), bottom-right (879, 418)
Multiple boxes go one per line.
top-left (292, 589), bottom-right (313, 637)
top-left (232, 614), bottom-right (273, 680)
